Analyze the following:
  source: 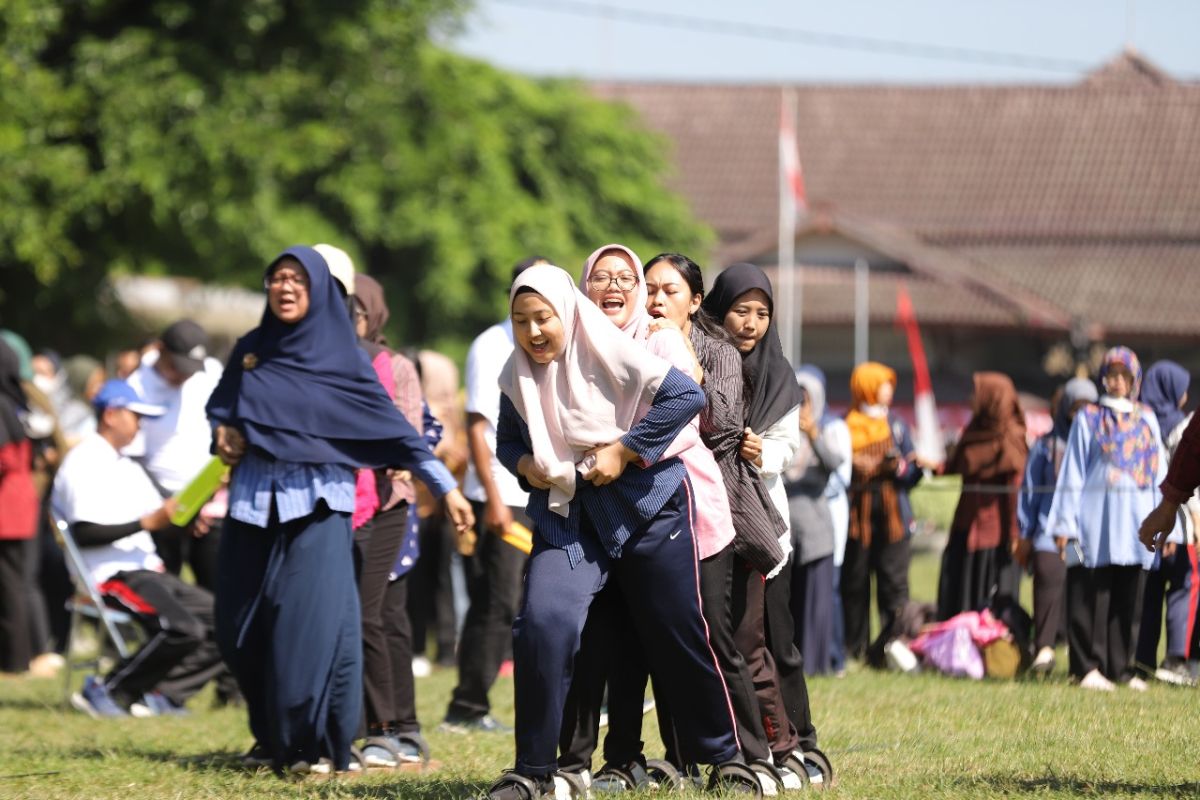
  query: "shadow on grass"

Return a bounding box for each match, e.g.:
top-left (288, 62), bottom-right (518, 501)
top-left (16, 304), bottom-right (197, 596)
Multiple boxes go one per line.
top-left (67, 747), bottom-right (492, 797)
top-left (960, 774), bottom-right (1200, 797)
top-left (0, 698), bottom-right (70, 712)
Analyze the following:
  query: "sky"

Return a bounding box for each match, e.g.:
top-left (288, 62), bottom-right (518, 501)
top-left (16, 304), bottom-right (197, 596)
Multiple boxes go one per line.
top-left (446, 0), bottom-right (1199, 84)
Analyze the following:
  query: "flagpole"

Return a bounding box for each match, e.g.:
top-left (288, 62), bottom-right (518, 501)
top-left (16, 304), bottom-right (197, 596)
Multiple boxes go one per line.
top-left (777, 88), bottom-right (797, 364)
top-left (854, 257), bottom-right (869, 365)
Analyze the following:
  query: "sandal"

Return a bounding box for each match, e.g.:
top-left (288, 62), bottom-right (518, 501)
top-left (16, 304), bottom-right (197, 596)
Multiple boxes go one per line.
top-left (592, 762), bottom-right (645, 793)
top-left (485, 771), bottom-right (554, 800)
top-left (707, 761), bottom-right (764, 797)
top-left (749, 760), bottom-right (786, 796)
top-left (644, 759), bottom-right (685, 790)
top-left (800, 749), bottom-right (833, 789)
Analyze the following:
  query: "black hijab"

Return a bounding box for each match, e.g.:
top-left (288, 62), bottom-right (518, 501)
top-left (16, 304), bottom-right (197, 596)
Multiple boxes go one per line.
top-left (701, 262), bottom-right (804, 433)
top-left (0, 339), bottom-right (27, 446)
top-left (206, 246), bottom-right (424, 469)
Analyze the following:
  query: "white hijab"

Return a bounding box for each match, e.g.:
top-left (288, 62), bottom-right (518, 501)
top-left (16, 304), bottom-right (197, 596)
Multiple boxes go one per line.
top-left (499, 265), bottom-right (671, 517)
top-left (579, 244), bottom-right (650, 340)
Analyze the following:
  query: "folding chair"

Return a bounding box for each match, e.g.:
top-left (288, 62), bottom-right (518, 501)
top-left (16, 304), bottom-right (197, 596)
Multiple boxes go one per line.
top-left (50, 512), bottom-right (140, 704)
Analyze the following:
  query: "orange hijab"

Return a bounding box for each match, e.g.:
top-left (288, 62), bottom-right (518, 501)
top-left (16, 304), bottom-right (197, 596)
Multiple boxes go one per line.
top-left (846, 362), bottom-right (897, 452)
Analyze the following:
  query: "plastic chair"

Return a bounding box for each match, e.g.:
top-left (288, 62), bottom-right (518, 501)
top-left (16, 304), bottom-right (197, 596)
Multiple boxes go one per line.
top-left (50, 512), bottom-right (139, 703)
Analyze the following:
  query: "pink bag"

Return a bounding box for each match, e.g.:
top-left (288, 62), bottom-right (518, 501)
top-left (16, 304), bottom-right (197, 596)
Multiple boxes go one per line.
top-left (919, 626), bottom-right (984, 679)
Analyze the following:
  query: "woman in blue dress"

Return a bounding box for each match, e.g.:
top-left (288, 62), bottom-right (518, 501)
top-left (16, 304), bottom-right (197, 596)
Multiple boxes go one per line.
top-left (206, 246), bottom-right (473, 773)
top-left (1046, 347), bottom-right (1176, 691)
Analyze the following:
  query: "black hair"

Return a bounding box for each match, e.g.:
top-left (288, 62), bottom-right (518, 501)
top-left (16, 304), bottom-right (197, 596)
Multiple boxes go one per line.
top-left (512, 256), bottom-right (551, 284)
top-left (644, 252), bottom-right (737, 346)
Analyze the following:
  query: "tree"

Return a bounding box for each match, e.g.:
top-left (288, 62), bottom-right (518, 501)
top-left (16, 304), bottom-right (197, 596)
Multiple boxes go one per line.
top-left (0, 0), bottom-right (710, 358)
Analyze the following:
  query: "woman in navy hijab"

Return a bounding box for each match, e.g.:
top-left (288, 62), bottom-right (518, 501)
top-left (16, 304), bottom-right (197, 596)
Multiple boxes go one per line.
top-left (207, 246), bottom-right (473, 775)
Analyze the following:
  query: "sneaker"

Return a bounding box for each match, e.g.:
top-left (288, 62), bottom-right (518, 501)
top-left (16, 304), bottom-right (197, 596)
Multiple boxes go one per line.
top-left (1079, 669), bottom-right (1116, 692)
top-left (440, 713), bottom-right (513, 734)
top-left (1030, 646), bottom-right (1056, 675)
top-left (240, 743), bottom-right (273, 769)
top-left (130, 691), bottom-right (190, 718)
top-left (1127, 676), bottom-right (1149, 692)
top-left (641, 698), bottom-right (655, 716)
top-left (884, 639), bottom-right (919, 673)
top-left (1154, 659), bottom-right (1197, 688)
top-left (411, 656), bottom-right (432, 678)
top-left (70, 676), bottom-right (129, 718)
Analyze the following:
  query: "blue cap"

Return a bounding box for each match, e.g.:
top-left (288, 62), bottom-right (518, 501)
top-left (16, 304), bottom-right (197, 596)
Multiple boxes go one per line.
top-left (92, 379), bottom-right (166, 417)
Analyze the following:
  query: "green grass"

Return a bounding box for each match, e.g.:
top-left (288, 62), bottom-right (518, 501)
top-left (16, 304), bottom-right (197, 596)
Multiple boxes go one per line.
top-left (3, 549), bottom-right (1199, 799)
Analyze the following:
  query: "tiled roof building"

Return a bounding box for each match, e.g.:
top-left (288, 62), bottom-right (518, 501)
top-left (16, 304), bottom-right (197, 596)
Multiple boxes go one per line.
top-left (593, 51), bottom-right (1200, 396)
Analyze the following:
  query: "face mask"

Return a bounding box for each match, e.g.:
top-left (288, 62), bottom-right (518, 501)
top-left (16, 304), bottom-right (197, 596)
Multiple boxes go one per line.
top-left (860, 403), bottom-right (888, 419)
top-left (33, 373), bottom-right (62, 395)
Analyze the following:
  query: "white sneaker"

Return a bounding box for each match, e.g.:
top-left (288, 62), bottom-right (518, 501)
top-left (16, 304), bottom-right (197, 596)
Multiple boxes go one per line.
top-left (1030, 647), bottom-right (1056, 674)
top-left (411, 656), bottom-right (432, 678)
top-left (1127, 676), bottom-right (1149, 692)
top-left (1079, 669), bottom-right (1115, 691)
top-left (775, 764), bottom-right (805, 791)
top-left (884, 639), bottom-right (919, 673)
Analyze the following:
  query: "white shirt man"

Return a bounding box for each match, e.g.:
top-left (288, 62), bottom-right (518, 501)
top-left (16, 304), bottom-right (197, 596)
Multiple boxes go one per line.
top-left (53, 379), bottom-right (225, 718)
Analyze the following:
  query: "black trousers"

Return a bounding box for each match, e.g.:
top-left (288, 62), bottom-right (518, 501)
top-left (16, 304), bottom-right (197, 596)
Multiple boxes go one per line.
top-left (34, 505), bottom-right (72, 655)
top-left (732, 558), bottom-right (798, 758)
top-left (105, 569), bottom-right (226, 705)
top-left (1067, 565), bottom-right (1145, 681)
top-left (1032, 550), bottom-right (1068, 651)
top-left (517, 485), bottom-right (736, 776)
top-left (354, 502), bottom-right (410, 730)
top-left (152, 523), bottom-right (223, 593)
top-left (408, 508), bottom-right (458, 664)
top-left (763, 555), bottom-right (817, 753)
top-left (841, 534), bottom-right (911, 661)
top-left (383, 571), bottom-right (419, 733)
top-left (0, 538), bottom-right (31, 673)
top-left (793, 554), bottom-right (835, 676)
top-left (446, 502), bottom-right (529, 721)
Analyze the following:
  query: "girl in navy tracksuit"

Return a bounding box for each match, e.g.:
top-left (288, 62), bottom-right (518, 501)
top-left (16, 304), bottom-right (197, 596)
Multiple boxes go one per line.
top-left (484, 265), bottom-right (745, 800)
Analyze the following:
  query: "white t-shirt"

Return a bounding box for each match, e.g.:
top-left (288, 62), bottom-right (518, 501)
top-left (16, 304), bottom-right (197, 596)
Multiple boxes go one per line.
top-left (125, 349), bottom-right (222, 493)
top-left (52, 434), bottom-right (164, 584)
top-left (461, 321), bottom-right (530, 508)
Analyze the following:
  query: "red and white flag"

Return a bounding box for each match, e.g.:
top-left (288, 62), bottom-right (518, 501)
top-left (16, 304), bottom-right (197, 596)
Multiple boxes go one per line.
top-left (896, 281), bottom-right (944, 467)
top-left (779, 93), bottom-right (808, 221)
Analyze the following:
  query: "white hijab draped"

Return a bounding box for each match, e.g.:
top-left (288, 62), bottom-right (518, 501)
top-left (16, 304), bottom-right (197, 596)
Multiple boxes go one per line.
top-left (499, 265), bottom-right (671, 517)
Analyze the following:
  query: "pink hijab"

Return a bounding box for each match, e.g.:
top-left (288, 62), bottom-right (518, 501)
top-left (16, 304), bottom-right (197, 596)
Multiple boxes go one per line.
top-left (499, 265), bottom-right (671, 517)
top-left (580, 244), bottom-right (650, 340)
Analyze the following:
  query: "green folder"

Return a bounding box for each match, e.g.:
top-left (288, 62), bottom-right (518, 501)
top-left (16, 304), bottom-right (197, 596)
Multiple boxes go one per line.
top-left (170, 456), bottom-right (230, 526)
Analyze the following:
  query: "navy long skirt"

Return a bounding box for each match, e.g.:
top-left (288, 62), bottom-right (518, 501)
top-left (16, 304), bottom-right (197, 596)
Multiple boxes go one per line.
top-left (216, 504), bottom-right (362, 771)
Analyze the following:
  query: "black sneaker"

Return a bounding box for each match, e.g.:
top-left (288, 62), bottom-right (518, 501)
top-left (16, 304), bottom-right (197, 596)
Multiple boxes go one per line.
top-left (441, 714), bottom-right (513, 734)
top-left (1155, 658), bottom-right (1198, 687)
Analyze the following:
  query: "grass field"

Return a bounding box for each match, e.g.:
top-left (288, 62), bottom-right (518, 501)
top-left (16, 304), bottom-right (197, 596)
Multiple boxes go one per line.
top-left (3, 547), bottom-right (1199, 799)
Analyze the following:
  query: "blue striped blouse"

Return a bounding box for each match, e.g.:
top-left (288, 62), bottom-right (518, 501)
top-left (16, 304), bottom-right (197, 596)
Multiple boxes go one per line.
top-left (496, 366), bottom-right (704, 568)
top-left (229, 447), bottom-right (459, 529)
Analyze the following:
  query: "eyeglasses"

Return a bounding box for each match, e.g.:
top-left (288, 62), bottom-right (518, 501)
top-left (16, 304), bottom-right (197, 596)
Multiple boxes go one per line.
top-left (587, 272), bottom-right (638, 292)
top-left (265, 271), bottom-right (309, 290)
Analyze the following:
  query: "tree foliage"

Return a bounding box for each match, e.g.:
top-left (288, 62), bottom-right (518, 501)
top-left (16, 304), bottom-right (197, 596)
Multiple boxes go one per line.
top-left (0, 0), bottom-right (710, 357)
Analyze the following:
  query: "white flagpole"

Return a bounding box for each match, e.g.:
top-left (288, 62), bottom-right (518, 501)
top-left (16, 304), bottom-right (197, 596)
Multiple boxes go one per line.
top-left (778, 88), bottom-right (798, 364)
top-left (855, 257), bottom-right (869, 365)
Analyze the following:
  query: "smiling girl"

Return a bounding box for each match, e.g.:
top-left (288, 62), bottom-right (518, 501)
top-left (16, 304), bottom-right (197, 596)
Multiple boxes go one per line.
top-left (703, 262), bottom-right (832, 787)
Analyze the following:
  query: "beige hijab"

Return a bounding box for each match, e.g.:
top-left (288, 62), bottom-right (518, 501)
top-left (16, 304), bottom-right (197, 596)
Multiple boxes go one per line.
top-left (499, 265), bottom-right (672, 517)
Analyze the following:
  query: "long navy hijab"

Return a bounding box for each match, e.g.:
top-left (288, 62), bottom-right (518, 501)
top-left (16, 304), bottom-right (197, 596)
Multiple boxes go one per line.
top-left (206, 246), bottom-right (422, 469)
